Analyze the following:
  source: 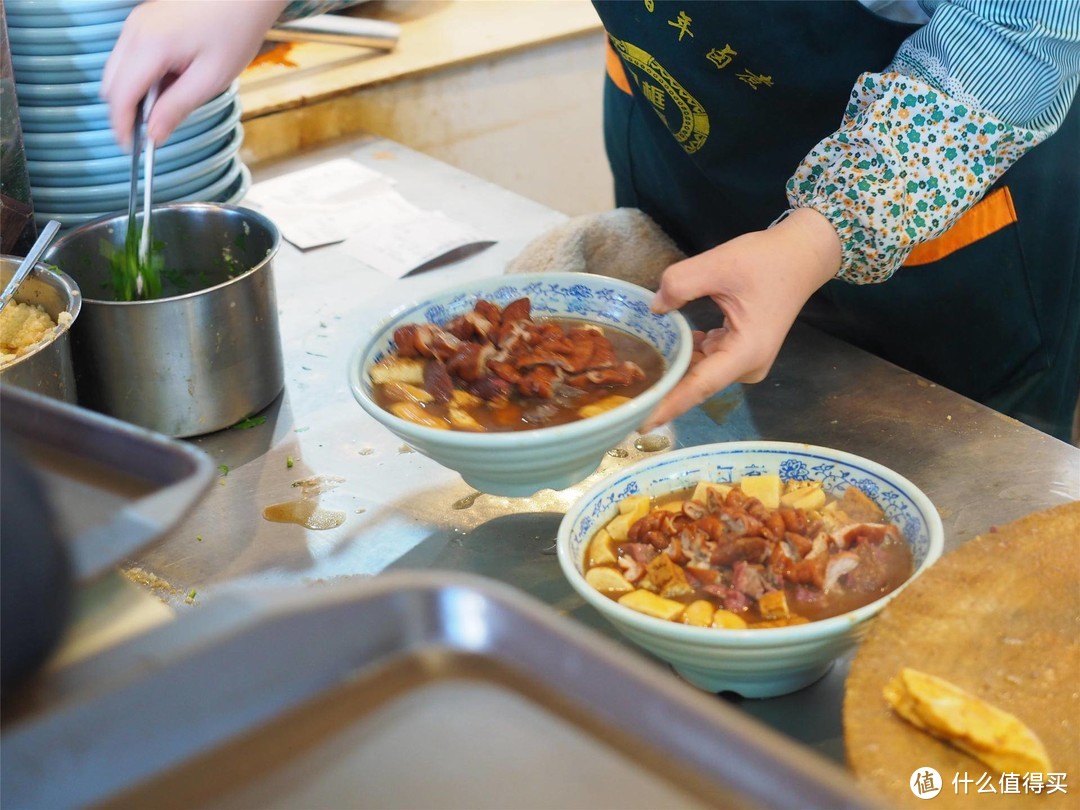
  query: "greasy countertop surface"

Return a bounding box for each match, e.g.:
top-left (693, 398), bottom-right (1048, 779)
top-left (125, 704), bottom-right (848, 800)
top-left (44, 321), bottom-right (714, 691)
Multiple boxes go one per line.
top-left (104, 135), bottom-right (1080, 763)
top-left (21, 135), bottom-right (1078, 790)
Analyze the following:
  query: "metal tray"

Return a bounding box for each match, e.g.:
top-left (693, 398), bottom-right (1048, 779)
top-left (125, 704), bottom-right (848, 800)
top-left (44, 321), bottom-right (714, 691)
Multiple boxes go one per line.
top-left (1, 572), bottom-right (882, 809)
top-left (0, 385), bottom-right (215, 583)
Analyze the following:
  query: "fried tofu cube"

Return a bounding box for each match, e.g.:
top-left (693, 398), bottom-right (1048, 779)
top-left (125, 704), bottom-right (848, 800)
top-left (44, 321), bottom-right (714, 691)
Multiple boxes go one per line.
top-left (586, 529), bottom-right (617, 567)
top-left (711, 609), bottom-right (748, 629)
top-left (617, 589), bottom-right (685, 621)
top-left (369, 357), bottom-right (425, 386)
top-left (643, 554), bottom-right (694, 599)
top-left (780, 481), bottom-right (827, 511)
top-left (739, 474), bottom-right (781, 509)
top-left (758, 590), bottom-right (790, 620)
top-left (691, 481), bottom-right (732, 506)
top-left (585, 566), bottom-right (635, 596)
top-left (682, 600), bottom-right (715, 627)
top-left (643, 557), bottom-right (695, 600)
top-left (840, 486), bottom-right (885, 523)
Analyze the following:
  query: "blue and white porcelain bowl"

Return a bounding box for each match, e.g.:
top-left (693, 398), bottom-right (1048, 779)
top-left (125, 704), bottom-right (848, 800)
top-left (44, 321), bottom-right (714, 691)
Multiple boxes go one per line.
top-left (556, 441), bottom-right (944, 698)
top-left (348, 272), bottom-right (693, 497)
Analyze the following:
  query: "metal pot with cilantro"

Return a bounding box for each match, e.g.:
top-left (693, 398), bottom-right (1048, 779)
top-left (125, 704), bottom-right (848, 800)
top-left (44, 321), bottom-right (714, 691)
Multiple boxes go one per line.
top-left (44, 203), bottom-right (284, 437)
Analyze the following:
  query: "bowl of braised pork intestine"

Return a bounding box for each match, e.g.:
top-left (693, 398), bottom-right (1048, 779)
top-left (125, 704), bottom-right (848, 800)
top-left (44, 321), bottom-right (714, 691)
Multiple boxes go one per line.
top-left (347, 272), bottom-right (693, 496)
top-left (556, 442), bottom-right (944, 698)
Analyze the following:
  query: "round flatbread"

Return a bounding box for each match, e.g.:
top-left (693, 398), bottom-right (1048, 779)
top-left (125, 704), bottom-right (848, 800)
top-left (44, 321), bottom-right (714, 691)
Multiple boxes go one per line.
top-left (844, 501), bottom-right (1080, 808)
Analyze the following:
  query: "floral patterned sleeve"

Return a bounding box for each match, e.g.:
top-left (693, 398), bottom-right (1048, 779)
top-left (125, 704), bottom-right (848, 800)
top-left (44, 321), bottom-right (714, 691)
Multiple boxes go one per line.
top-left (786, 0), bottom-right (1080, 284)
top-left (280, 0), bottom-right (362, 23)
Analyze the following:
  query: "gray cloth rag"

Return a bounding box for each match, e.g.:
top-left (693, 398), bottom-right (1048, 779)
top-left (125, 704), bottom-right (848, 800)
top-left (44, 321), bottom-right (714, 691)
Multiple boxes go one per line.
top-left (505, 207), bottom-right (685, 290)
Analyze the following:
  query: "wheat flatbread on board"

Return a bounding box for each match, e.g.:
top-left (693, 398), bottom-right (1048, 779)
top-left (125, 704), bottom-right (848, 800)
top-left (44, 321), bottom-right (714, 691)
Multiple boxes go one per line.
top-left (844, 501), bottom-right (1080, 809)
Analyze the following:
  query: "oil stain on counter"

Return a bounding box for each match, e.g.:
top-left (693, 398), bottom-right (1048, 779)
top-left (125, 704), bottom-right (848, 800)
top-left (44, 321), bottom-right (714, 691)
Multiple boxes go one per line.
top-left (634, 434), bottom-right (671, 453)
top-left (452, 491), bottom-right (483, 511)
top-left (263, 474), bottom-right (347, 530)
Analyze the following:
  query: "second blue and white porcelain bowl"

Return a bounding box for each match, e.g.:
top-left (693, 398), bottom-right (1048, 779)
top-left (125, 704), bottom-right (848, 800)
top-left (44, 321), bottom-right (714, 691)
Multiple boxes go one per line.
top-left (349, 272), bottom-right (693, 497)
top-left (557, 441), bottom-right (944, 698)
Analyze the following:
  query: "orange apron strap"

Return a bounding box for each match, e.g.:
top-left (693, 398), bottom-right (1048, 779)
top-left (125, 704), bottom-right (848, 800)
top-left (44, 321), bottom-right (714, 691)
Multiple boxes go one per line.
top-left (605, 37), bottom-right (633, 96)
top-left (903, 186), bottom-right (1018, 266)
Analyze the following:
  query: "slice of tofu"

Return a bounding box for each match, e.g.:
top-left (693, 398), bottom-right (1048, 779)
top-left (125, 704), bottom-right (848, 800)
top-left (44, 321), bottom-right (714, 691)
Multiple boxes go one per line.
top-left (369, 357), bottom-right (425, 386)
top-left (585, 566), bottom-right (635, 595)
top-left (618, 495), bottom-right (651, 516)
top-left (739, 473), bottom-right (781, 509)
top-left (606, 496), bottom-right (650, 541)
top-left (780, 481), bottom-right (826, 511)
top-left (617, 589), bottom-right (686, 621)
top-left (389, 402), bottom-right (449, 429)
top-left (586, 529), bottom-right (617, 566)
top-left (711, 609), bottom-right (749, 629)
top-left (682, 600), bottom-right (715, 627)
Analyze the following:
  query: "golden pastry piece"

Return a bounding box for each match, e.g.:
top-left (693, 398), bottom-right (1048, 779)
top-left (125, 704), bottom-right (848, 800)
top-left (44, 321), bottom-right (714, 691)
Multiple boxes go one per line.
top-left (884, 667), bottom-right (1053, 775)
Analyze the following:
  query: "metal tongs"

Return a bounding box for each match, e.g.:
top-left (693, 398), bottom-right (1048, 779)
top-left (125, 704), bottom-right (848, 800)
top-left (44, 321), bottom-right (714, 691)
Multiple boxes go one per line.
top-left (266, 13), bottom-right (400, 50)
top-left (126, 82), bottom-right (159, 298)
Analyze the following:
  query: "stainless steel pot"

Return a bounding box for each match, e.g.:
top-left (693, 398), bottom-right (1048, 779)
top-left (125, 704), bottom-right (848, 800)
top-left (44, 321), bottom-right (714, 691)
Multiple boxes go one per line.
top-left (44, 203), bottom-right (284, 437)
top-left (0, 255), bottom-right (80, 403)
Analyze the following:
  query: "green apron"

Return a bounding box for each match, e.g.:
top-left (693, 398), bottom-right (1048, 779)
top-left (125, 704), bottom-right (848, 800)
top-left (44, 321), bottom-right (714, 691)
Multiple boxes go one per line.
top-left (596, 0), bottom-right (1079, 441)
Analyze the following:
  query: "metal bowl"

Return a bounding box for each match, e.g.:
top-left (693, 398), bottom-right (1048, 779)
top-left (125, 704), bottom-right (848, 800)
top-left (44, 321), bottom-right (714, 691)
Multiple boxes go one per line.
top-left (0, 255), bottom-right (81, 403)
top-left (43, 203), bottom-right (284, 437)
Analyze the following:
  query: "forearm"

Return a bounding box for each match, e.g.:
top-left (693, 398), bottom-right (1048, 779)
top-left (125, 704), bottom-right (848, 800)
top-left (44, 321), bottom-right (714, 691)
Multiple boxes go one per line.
top-left (787, 0), bottom-right (1080, 284)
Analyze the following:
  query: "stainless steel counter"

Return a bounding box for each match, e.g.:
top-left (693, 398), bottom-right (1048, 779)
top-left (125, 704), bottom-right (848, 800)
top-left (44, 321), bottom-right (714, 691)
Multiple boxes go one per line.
top-left (126, 136), bottom-right (1080, 763)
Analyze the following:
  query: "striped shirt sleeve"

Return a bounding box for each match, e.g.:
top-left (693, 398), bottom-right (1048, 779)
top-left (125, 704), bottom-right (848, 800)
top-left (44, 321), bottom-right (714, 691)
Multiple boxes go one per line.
top-left (786, 0), bottom-right (1080, 284)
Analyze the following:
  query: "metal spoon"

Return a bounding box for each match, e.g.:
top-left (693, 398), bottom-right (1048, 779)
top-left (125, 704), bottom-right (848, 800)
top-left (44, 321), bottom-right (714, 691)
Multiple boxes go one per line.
top-left (0, 219), bottom-right (62, 314)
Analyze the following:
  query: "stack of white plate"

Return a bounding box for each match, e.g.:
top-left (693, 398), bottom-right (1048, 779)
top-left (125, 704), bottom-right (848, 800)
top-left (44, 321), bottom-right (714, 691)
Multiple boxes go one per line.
top-left (7, 0), bottom-right (251, 230)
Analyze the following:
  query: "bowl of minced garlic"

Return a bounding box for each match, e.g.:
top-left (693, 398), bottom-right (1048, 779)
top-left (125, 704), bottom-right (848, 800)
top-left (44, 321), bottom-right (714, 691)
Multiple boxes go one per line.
top-left (0, 255), bottom-right (80, 402)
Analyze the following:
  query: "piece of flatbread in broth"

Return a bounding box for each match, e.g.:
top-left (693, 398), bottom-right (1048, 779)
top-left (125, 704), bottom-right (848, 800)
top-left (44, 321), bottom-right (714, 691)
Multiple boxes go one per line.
top-left (884, 668), bottom-right (1052, 775)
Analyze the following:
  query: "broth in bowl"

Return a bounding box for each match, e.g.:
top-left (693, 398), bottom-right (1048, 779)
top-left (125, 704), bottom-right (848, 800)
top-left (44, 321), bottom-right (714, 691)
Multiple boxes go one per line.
top-left (583, 474), bottom-right (914, 629)
top-left (369, 296), bottom-right (666, 432)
